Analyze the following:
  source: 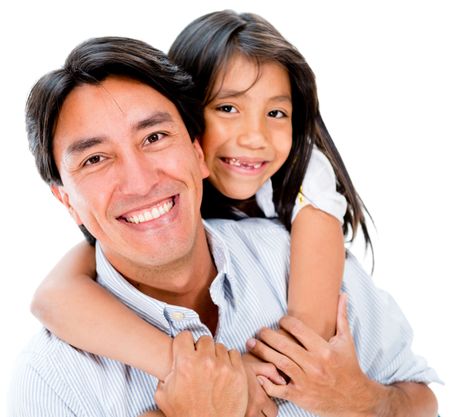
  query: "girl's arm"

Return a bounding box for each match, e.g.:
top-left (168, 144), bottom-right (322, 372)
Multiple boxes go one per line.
top-left (288, 205), bottom-right (345, 340)
top-left (31, 241), bottom-right (172, 380)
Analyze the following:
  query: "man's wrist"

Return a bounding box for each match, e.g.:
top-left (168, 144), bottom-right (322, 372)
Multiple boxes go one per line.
top-left (343, 377), bottom-right (392, 417)
top-left (362, 380), bottom-right (409, 417)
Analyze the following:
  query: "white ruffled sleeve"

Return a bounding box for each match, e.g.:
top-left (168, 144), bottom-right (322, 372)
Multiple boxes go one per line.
top-left (292, 147), bottom-right (347, 224)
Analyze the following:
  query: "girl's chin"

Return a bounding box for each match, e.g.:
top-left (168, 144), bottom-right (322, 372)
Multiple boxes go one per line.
top-left (215, 185), bottom-right (258, 201)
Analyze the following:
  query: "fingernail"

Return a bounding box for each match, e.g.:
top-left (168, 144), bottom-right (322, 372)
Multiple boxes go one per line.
top-left (278, 376), bottom-right (287, 385)
top-left (246, 338), bottom-right (256, 349)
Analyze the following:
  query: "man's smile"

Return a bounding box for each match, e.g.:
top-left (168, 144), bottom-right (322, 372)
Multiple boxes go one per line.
top-left (119, 196), bottom-right (177, 225)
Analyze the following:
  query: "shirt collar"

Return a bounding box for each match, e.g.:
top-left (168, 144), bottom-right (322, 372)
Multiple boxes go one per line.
top-left (95, 220), bottom-right (237, 329)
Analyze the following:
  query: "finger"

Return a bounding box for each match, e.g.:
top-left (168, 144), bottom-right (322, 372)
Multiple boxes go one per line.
top-left (261, 396), bottom-right (278, 417)
top-left (247, 338), bottom-right (304, 380)
top-left (173, 331), bottom-right (195, 359)
top-left (214, 342), bottom-right (228, 360)
top-left (336, 293), bottom-right (351, 337)
top-left (195, 335), bottom-right (215, 355)
top-left (256, 326), bottom-right (310, 367)
top-left (257, 376), bottom-right (290, 402)
top-left (228, 348), bottom-right (244, 370)
top-left (251, 361), bottom-right (287, 385)
top-left (279, 316), bottom-right (328, 352)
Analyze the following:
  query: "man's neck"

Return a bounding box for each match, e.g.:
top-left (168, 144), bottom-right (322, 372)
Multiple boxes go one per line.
top-left (103, 225), bottom-right (219, 333)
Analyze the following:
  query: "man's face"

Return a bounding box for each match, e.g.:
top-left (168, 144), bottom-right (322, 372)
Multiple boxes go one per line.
top-left (52, 76), bottom-right (209, 273)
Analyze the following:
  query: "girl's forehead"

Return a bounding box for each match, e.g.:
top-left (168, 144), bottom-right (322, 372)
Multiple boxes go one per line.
top-left (211, 54), bottom-right (289, 96)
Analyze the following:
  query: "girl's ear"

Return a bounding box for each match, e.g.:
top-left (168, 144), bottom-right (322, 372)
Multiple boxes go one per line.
top-left (50, 184), bottom-right (83, 225)
top-left (192, 138), bottom-right (210, 179)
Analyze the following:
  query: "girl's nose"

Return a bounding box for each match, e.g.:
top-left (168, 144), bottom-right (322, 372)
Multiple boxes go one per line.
top-left (236, 115), bottom-right (268, 149)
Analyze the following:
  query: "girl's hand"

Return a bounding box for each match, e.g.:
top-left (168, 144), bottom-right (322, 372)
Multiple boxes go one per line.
top-left (155, 332), bottom-right (248, 417)
top-left (247, 294), bottom-right (380, 417)
top-left (241, 353), bottom-right (281, 417)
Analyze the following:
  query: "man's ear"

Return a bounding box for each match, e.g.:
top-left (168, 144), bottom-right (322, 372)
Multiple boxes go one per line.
top-left (50, 184), bottom-right (82, 225)
top-left (192, 139), bottom-right (210, 179)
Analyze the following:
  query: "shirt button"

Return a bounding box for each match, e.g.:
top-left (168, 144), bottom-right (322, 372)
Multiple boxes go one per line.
top-left (171, 312), bottom-right (185, 321)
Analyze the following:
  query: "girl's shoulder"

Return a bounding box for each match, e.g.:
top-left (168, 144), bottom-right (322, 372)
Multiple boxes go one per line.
top-left (306, 146), bottom-right (335, 179)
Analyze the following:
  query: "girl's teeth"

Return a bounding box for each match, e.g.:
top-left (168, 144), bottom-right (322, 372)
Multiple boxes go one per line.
top-left (226, 158), bottom-right (263, 169)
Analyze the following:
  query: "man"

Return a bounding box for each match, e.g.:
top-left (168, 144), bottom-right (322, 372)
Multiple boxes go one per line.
top-left (9, 36), bottom-right (439, 416)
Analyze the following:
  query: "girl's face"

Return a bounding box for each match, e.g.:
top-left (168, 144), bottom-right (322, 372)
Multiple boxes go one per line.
top-left (202, 54), bottom-right (293, 200)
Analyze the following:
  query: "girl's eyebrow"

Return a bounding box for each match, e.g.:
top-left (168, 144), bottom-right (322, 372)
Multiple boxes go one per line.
top-left (271, 95), bottom-right (292, 103)
top-left (215, 89), bottom-right (292, 103)
top-left (214, 89), bottom-right (246, 99)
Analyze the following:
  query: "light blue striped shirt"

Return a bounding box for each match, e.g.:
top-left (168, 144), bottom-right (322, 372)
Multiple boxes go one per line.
top-left (9, 218), bottom-right (440, 416)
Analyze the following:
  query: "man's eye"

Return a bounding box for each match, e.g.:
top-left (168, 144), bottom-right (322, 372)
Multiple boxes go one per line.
top-left (145, 132), bottom-right (165, 144)
top-left (217, 105), bottom-right (237, 113)
top-left (83, 155), bottom-right (104, 166)
top-left (268, 110), bottom-right (287, 119)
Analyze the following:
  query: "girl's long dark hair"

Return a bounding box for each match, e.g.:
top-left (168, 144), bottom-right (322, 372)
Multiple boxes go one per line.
top-left (169, 10), bottom-right (372, 249)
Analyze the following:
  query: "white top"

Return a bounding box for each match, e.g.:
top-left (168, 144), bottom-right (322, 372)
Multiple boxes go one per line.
top-left (256, 147), bottom-right (348, 224)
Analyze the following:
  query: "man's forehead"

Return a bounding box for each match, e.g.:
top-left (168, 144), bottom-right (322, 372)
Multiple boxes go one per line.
top-left (55, 76), bottom-right (180, 135)
top-left (68, 75), bottom-right (175, 109)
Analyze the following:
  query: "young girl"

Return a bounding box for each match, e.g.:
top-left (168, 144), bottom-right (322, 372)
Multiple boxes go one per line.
top-left (32, 10), bottom-right (371, 383)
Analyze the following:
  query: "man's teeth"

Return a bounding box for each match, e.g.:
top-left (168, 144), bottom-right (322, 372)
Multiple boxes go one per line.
top-left (226, 158), bottom-right (263, 169)
top-left (125, 200), bottom-right (174, 224)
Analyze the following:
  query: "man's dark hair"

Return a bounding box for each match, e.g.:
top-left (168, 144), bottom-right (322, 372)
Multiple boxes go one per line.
top-left (26, 36), bottom-right (204, 244)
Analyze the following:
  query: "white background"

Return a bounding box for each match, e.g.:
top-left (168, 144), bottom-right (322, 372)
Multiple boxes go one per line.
top-left (1, 0), bottom-right (448, 414)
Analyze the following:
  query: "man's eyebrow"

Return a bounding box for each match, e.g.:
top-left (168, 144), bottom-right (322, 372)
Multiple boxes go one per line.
top-left (66, 137), bottom-right (104, 157)
top-left (64, 112), bottom-right (175, 157)
top-left (134, 111), bottom-right (174, 131)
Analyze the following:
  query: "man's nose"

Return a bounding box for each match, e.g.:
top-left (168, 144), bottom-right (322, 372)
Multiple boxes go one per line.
top-left (236, 114), bottom-right (268, 149)
top-left (117, 151), bottom-right (156, 196)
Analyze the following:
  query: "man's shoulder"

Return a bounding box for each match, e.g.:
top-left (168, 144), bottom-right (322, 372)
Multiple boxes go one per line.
top-left (205, 217), bottom-right (289, 242)
top-left (204, 217), bottom-right (290, 279)
top-left (15, 328), bottom-right (64, 368)
top-left (8, 328), bottom-right (84, 415)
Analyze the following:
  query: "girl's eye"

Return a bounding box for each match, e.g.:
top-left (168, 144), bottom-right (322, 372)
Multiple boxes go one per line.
top-left (268, 110), bottom-right (287, 119)
top-left (217, 105), bottom-right (237, 113)
top-left (145, 132), bottom-right (165, 144)
top-left (83, 155), bottom-right (104, 167)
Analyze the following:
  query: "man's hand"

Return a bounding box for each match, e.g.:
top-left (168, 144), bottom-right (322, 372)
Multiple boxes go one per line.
top-left (247, 294), bottom-right (388, 417)
top-left (155, 332), bottom-right (248, 417)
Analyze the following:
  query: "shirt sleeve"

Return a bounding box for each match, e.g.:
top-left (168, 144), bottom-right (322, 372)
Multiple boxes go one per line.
top-left (8, 342), bottom-right (82, 417)
top-left (292, 147), bottom-right (347, 224)
top-left (343, 253), bottom-right (442, 385)
top-left (8, 358), bottom-right (79, 417)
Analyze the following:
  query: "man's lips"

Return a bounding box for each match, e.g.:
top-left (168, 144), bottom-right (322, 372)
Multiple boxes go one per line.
top-left (119, 196), bottom-right (176, 224)
top-left (220, 157), bottom-right (267, 170)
